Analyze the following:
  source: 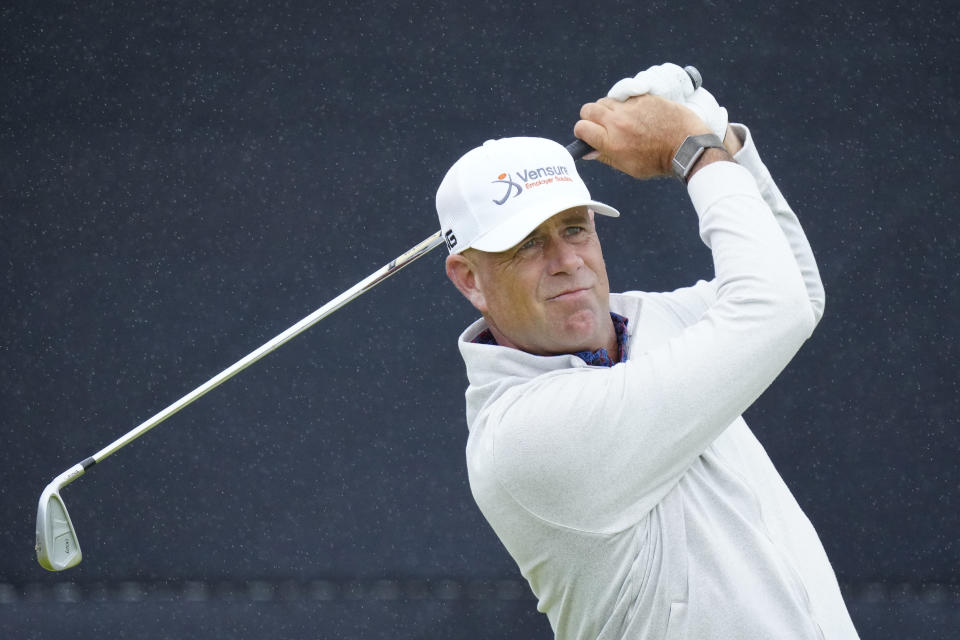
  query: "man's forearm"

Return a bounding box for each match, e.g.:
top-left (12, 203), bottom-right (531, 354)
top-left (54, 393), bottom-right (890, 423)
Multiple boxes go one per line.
top-left (685, 124), bottom-right (742, 181)
top-left (723, 123), bottom-right (744, 155)
top-left (684, 145), bottom-right (735, 182)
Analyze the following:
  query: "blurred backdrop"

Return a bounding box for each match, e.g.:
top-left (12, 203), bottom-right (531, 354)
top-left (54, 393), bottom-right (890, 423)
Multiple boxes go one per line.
top-left (2, 1), bottom-right (957, 638)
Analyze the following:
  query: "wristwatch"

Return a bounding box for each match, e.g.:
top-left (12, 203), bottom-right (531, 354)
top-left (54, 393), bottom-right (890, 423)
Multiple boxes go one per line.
top-left (672, 133), bottom-right (726, 181)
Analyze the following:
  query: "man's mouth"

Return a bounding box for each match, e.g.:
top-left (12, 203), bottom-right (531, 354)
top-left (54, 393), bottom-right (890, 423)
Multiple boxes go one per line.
top-left (548, 287), bottom-right (590, 301)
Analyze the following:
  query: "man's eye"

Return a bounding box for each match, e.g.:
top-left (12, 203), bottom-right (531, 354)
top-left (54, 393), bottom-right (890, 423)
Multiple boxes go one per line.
top-left (517, 238), bottom-right (540, 253)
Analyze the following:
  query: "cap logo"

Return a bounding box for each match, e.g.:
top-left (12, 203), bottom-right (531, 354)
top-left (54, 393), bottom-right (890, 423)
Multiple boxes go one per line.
top-left (491, 173), bottom-right (523, 205)
top-left (443, 229), bottom-right (458, 250)
top-left (491, 165), bottom-right (573, 206)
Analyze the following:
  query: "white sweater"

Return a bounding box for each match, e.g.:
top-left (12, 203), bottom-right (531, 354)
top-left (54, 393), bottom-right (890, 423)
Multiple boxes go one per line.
top-left (457, 126), bottom-right (859, 639)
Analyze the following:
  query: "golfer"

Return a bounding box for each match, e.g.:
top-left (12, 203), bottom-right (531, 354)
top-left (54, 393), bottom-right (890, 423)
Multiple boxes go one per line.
top-left (436, 65), bottom-right (859, 639)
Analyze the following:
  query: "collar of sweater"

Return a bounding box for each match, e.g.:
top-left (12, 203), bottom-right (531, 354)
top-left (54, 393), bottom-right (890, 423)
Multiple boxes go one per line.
top-left (470, 314), bottom-right (629, 366)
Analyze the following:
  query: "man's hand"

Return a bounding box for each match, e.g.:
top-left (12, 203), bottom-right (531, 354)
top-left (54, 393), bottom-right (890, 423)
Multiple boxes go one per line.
top-left (607, 63), bottom-right (730, 144)
top-left (573, 94), bottom-right (716, 180)
top-left (607, 63), bottom-right (697, 104)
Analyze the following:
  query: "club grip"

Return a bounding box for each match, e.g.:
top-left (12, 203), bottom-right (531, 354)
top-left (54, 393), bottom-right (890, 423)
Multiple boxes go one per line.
top-left (565, 65), bottom-right (702, 160)
top-left (565, 138), bottom-right (594, 160)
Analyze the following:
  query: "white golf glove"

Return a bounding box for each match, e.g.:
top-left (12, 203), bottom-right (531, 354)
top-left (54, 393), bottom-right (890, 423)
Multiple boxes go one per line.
top-left (607, 63), bottom-right (729, 140)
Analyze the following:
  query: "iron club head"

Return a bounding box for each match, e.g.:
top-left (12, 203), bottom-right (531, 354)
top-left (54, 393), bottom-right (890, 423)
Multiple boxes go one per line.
top-left (36, 463), bottom-right (86, 571)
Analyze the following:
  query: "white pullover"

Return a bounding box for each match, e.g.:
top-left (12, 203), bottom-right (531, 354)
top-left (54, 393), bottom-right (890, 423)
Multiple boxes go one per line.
top-left (457, 126), bottom-right (859, 639)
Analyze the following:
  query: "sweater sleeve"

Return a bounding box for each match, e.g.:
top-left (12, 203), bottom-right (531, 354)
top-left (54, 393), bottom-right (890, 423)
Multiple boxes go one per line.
top-left (732, 123), bottom-right (825, 324)
top-left (487, 160), bottom-right (817, 533)
top-left (633, 125), bottom-right (823, 327)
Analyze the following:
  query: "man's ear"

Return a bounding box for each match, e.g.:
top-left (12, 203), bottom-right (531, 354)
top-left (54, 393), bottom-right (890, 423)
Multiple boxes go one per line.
top-left (445, 253), bottom-right (487, 313)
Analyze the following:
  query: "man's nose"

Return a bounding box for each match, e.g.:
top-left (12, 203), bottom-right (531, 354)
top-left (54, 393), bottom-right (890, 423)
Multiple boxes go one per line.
top-left (546, 237), bottom-right (584, 274)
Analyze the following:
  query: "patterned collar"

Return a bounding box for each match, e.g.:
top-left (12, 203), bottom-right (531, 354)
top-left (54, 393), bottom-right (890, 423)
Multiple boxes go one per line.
top-left (471, 313), bottom-right (629, 367)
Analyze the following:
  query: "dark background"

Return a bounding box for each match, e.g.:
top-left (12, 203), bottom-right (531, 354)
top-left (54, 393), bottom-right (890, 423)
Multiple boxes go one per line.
top-left (2, 1), bottom-right (957, 638)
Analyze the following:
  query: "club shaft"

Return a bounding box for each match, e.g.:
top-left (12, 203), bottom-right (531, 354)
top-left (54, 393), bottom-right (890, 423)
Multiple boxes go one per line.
top-left (87, 230), bottom-right (445, 466)
top-left (82, 100), bottom-right (686, 467)
top-left (67, 62), bottom-right (706, 474)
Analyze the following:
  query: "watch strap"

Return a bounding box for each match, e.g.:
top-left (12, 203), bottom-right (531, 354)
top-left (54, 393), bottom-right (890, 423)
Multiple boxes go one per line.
top-left (672, 133), bottom-right (726, 181)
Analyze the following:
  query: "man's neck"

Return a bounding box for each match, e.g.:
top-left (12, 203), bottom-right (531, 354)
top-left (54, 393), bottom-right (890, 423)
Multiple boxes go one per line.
top-left (475, 314), bottom-right (627, 366)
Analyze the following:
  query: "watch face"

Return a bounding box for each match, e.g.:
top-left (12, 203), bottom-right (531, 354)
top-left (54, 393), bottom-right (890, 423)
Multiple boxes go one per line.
top-left (673, 137), bottom-right (700, 178)
top-left (673, 134), bottom-right (724, 179)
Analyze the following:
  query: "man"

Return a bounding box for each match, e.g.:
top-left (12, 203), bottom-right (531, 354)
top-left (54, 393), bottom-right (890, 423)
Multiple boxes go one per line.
top-left (436, 64), bottom-right (859, 639)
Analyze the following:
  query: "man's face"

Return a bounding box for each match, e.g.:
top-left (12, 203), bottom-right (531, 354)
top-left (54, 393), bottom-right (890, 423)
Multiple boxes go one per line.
top-left (456, 206), bottom-right (614, 356)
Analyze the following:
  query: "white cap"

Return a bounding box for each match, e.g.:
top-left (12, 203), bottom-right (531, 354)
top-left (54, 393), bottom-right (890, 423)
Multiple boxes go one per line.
top-left (435, 137), bottom-right (620, 254)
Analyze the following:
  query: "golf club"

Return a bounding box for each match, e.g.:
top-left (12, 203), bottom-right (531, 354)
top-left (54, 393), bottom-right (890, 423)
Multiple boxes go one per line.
top-left (35, 66), bottom-right (702, 571)
top-left (35, 227), bottom-right (446, 571)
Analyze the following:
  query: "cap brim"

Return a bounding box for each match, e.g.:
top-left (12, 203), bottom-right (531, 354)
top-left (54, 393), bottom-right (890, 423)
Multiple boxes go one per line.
top-left (467, 200), bottom-right (620, 253)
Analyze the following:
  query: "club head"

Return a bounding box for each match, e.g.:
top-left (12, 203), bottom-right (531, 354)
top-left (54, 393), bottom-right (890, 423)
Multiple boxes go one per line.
top-left (36, 468), bottom-right (85, 571)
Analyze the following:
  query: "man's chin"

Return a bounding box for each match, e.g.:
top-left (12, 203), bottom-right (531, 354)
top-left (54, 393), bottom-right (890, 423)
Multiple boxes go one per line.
top-left (550, 320), bottom-right (611, 353)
